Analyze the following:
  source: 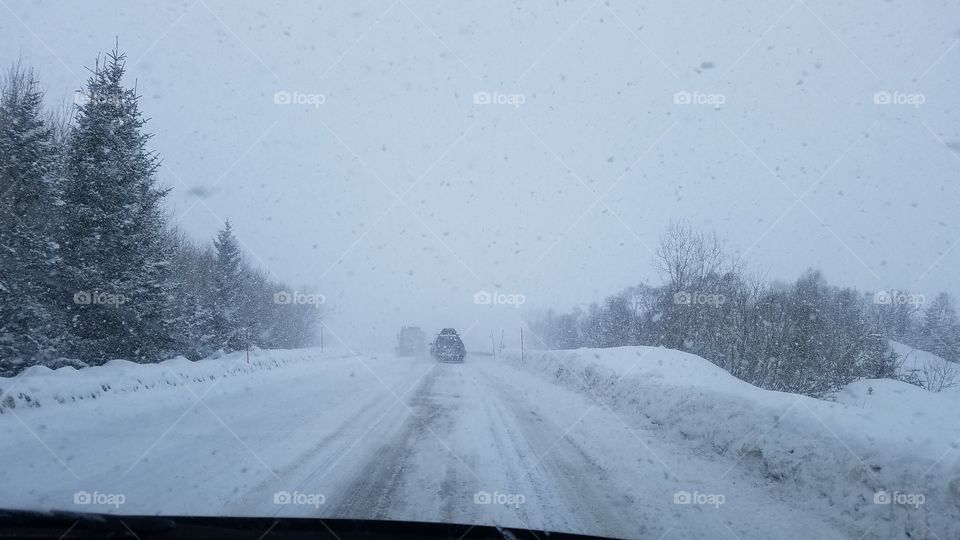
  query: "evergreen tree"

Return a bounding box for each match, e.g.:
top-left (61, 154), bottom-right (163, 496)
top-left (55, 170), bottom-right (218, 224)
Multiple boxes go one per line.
top-left (211, 220), bottom-right (244, 351)
top-left (59, 47), bottom-right (170, 362)
top-left (167, 236), bottom-right (223, 359)
top-left (0, 54), bottom-right (319, 374)
top-left (0, 62), bottom-right (63, 374)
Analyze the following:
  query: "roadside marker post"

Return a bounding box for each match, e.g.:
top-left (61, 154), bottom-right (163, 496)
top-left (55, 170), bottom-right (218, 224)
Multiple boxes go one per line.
top-left (520, 328), bottom-right (524, 365)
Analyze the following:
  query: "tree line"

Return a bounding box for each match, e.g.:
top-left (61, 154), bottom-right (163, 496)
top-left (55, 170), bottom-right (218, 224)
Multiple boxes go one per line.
top-left (0, 48), bottom-right (320, 376)
top-left (526, 222), bottom-right (959, 396)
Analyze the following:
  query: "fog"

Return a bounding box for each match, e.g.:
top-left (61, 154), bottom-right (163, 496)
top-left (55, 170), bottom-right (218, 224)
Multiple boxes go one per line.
top-left (4, 0), bottom-right (958, 352)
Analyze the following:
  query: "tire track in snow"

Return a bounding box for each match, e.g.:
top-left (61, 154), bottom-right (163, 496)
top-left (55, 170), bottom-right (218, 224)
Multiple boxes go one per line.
top-left (224, 389), bottom-right (391, 515)
top-left (223, 356), bottom-right (438, 516)
top-left (329, 365), bottom-right (448, 519)
top-left (471, 366), bottom-right (637, 538)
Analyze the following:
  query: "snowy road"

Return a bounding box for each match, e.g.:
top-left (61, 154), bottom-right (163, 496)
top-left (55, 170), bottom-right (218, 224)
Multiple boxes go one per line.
top-left (2, 351), bottom-right (853, 539)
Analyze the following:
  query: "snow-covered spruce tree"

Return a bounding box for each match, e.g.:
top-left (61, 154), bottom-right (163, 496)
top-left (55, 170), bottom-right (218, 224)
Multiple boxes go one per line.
top-left (192, 246), bottom-right (221, 354)
top-left (59, 47), bottom-right (171, 363)
top-left (163, 229), bottom-right (215, 359)
top-left (0, 62), bottom-right (64, 374)
top-left (234, 267), bottom-right (320, 351)
top-left (238, 266), bottom-right (271, 348)
top-left (211, 220), bottom-right (245, 352)
top-left (161, 220), bottom-right (320, 359)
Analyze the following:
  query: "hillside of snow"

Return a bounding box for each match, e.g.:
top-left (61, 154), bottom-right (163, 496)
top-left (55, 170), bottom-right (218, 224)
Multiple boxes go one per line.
top-left (507, 345), bottom-right (960, 538)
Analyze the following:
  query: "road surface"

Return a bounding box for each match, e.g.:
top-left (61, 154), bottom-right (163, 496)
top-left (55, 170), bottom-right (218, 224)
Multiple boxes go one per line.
top-left (1, 352), bottom-right (850, 539)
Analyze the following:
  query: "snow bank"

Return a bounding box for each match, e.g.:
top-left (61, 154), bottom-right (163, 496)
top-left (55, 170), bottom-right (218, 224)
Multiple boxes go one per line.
top-left (0, 348), bottom-right (338, 414)
top-left (890, 340), bottom-right (960, 392)
top-left (501, 346), bottom-right (960, 539)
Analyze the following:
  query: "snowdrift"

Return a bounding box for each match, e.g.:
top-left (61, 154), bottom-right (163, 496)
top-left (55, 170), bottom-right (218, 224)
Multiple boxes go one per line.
top-left (500, 346), bottom-right (960, 539)
top-left (0, 348), bottom-right (336, 414)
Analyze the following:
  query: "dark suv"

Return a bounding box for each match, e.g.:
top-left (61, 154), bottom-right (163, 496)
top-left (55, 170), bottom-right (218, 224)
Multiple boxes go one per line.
top-left (430, 328), bottom-right (466, 363)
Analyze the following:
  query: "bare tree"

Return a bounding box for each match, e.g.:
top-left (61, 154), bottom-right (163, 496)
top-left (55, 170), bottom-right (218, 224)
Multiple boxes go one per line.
top-left (653, 221), bottom-right (742, 351)
top-left (654, 221), bottom-right (740, 291)
top-left (918, 353), bottom-right (959, 392)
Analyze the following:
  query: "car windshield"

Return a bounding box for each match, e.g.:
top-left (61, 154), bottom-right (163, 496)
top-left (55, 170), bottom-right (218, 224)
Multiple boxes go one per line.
top-left (1, 2), bottom-right (959, 539)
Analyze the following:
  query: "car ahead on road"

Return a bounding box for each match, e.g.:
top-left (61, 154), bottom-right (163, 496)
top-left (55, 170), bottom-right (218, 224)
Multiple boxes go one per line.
top-left (394, 325), bottom-right (426, 357)
top-left (430, 328), bottom-right (465, 363)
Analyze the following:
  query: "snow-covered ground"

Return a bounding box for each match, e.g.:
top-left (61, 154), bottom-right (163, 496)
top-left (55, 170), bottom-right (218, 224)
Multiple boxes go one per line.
top-left (1, 347), bottom-right (957, 539)
top-left (889, 340), bottom-right (960, 392)
top-left (504, 346), bottom-right (960, 539)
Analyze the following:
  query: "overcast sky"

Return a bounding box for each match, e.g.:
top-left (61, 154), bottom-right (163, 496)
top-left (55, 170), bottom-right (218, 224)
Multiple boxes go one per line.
top-left (4, 0), bottom-right (959, 352)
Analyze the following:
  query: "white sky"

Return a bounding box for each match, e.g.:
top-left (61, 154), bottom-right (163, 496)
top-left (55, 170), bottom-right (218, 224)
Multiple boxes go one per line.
top-left (4, 0), bottom-right (959, 352)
